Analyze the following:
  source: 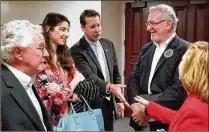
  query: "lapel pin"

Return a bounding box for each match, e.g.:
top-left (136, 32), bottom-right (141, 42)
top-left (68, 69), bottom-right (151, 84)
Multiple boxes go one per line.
top-left (164, 49), bottom-right (173, 58)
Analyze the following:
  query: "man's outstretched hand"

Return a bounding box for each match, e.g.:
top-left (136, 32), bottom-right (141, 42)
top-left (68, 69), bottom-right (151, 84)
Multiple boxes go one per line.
top-left (108, 84), bottom-right (130, 108)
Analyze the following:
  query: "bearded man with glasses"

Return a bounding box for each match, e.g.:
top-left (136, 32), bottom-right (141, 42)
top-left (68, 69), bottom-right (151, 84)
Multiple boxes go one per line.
top-left (127, 4), bottom-right (190, 131)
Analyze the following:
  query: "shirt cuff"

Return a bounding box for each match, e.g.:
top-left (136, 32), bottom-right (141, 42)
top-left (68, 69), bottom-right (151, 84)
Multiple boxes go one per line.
top-left (106, 83), bottom-right (111, 94)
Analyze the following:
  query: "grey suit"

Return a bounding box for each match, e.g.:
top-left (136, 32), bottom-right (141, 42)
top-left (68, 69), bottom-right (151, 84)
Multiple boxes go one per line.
top-left (1, 64), bottom-right (53, 131)
top-left (70, 36), bottom-right (121, 131)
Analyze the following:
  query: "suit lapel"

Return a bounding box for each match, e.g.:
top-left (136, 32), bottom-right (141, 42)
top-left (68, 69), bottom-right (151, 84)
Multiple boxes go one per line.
top-left (154, 36), bottom-right (178, 74)
top-left (1, 64), bottom-right (45, 130)
top-left (142, 45), bottom-right (156, 90)
top-left (80, 37), bottom-right (102, 73)
top-left (145, 45), bottom-right (156, 69)
top-left (87, 49), bottom-right (103, 72)
top-left (32, 85), bottom-right (52, 130)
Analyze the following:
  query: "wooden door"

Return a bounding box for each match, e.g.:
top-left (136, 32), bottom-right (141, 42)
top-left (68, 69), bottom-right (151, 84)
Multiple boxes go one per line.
top-left (124, 0), bottom-right (209, 117)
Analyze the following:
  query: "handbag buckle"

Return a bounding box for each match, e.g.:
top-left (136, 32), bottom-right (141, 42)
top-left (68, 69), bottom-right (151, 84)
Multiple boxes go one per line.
top-left (73, 115), bottom-right (80, 124)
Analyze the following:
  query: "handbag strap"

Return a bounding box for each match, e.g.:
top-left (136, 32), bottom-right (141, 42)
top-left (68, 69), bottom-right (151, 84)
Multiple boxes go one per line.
top-left (69, 94), bottom-right (92, 114)
top-left (70, 102), bottom-right (76, 114)
top-left (79, 94), bottom-right (92, 111)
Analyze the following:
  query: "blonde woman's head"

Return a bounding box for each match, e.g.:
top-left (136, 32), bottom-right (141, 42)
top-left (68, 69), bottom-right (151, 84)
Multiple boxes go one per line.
top-left (179, 41), bottom-right (208, 102)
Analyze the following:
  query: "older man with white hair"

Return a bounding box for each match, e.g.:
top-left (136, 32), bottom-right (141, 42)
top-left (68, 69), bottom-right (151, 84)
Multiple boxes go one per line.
top-left (127, 4), bottom-right (190, 131)
top-left (1, 20), bottom-right (53, 131)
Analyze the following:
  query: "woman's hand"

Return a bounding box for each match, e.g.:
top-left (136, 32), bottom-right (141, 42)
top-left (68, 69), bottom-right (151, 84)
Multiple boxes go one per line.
top-left (68, 93), bottom-right (81, 102)
top-left (134, 96), bottom-right (149, 106)
top-left (45, 83), bottom-right (61, 94)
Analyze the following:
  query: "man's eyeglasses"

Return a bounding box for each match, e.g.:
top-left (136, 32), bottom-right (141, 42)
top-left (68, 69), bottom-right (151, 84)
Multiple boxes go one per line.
top-left (25, 45), bottom-right (46, 54)
top-left (145, 20), bottom-right (168, 27)
top-left (36, 46), bottom-right (45, 53)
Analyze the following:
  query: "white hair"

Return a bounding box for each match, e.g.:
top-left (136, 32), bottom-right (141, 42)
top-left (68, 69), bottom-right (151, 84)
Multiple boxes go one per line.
top-left (149, 4), bottom-right (179, 32)
top-left (1, 20), bottom-right (43, 63)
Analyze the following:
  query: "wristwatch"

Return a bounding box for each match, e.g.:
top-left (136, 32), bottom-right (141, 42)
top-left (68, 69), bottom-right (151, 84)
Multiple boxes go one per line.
top-left (144, 107), bottom-right (148, 116)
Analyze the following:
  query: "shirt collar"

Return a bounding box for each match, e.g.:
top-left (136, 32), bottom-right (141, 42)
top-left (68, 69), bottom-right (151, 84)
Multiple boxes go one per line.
top-left (85, 35), bottom-right (99, 45)
top-left (2, 61), bottom-right (35, 88)
top-left (153, 32), bottom-right (176, 48)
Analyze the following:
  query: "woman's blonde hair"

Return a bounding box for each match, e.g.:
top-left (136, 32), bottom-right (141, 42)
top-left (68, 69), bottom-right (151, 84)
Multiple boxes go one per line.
top-left (179, 41), bottom-right (208, 102)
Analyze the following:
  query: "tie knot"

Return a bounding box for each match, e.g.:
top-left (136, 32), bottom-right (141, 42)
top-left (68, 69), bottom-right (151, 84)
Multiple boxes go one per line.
top-left (90, 41), bottom-right (99, 46)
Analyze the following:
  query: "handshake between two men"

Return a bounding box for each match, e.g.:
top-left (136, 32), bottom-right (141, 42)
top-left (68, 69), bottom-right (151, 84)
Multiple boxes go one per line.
top-left (108, 84), bottom-right (150, 123)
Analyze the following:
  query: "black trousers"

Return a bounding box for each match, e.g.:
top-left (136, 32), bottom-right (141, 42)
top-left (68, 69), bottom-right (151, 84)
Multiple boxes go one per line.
top-left (149, 121), bottom-right (168, 131)
top-left (91, 97), bottom-right (114, 131)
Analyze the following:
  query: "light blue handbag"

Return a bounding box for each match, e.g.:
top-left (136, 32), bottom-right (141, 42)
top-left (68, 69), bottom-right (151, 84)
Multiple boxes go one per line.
top-left (56, 95), bottom-right (105, 131)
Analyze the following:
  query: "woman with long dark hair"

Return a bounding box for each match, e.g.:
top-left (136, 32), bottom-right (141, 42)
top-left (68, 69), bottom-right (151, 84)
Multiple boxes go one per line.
top-left (34, 12), bottom-right (98, 130)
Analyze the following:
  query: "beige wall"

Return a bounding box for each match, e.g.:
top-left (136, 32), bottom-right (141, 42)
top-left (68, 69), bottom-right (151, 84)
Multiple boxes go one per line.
top-left (1, 1), bottom-right (101, 47)
top-left (101, 1), bottom-right (125, 83)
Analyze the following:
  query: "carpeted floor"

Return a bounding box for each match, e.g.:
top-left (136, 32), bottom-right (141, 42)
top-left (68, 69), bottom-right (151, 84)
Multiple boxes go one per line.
top-left (114, 117), bottom-right (150, 131)
top-left (113, 117), bottom-right (134, 131)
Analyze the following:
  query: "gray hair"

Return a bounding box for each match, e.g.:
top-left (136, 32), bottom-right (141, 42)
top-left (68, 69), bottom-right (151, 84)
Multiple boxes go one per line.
top-left (1, 20), bottom-right (43, 63)
top-left (149, 4), bottom-right (178, 32)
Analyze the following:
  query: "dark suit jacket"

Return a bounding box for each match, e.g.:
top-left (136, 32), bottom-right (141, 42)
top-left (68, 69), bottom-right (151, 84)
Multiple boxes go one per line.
top-left (70, 36), bottom-right (121, 123)
top-left (70, 36), bottom-right (121, 97)
top-left (127, 35), bottom-right (190, 129)
top-left (1, 64), bottom-right (53, 131)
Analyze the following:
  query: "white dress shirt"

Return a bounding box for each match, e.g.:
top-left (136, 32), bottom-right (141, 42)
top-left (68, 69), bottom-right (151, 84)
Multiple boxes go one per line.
top-left (148, 33), bottom-right (176, 94)
top-left (2, 62), bottom-right (47, 131)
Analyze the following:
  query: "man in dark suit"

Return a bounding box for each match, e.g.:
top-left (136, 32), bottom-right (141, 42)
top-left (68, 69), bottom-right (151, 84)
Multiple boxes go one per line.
top-left (70, 9), bottom-right (129, 131)
top-left (1, 20), bottom-right (53, 131)
top-left (127, 4), bottom-right (190, 131)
